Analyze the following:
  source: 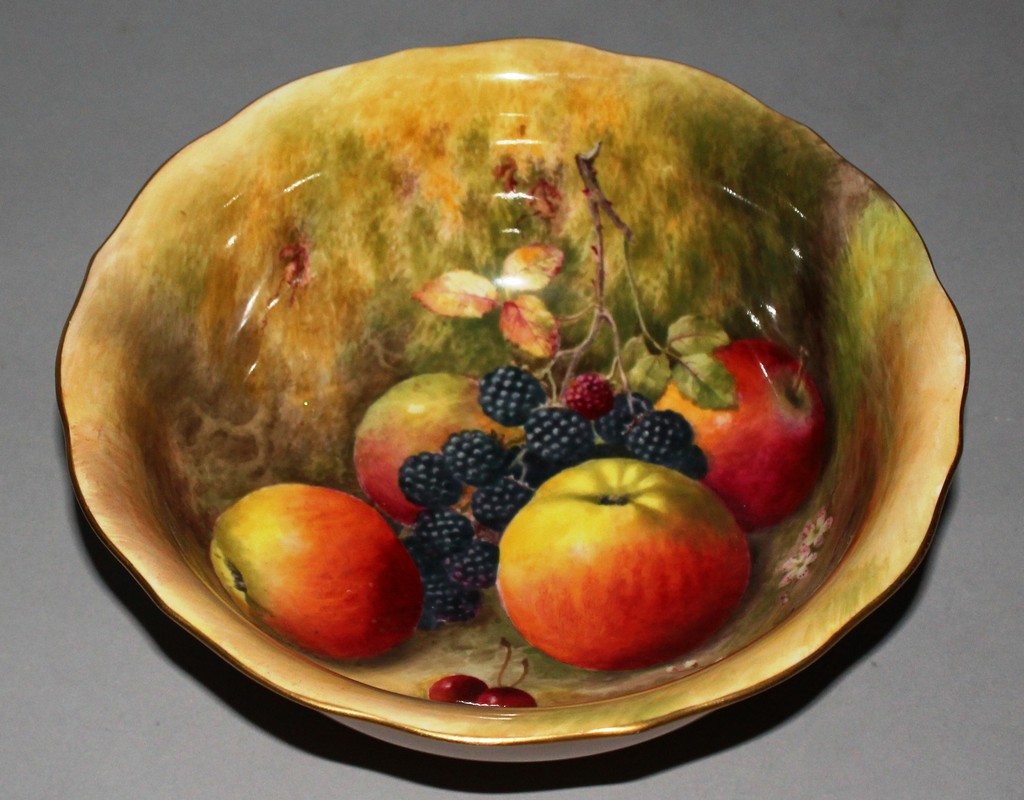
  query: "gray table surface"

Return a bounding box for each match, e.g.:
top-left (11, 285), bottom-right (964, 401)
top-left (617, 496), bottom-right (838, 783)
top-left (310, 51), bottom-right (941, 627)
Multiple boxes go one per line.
top-left (3, 2), bottom-right (1020, 798)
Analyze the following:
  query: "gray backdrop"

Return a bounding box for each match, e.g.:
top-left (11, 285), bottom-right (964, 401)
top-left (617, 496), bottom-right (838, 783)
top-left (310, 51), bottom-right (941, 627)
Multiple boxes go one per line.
top-left (3, 1), bottom-right (1020, 798)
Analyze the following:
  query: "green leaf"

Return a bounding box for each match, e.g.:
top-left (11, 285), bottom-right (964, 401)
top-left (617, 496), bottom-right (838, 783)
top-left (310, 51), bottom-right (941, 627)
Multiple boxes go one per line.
top-left (619, 336), bottom-right (649, 371)
top-left (628, 353), bottom-right (671, 400)
top-left (671, 355), bottom-right (737, 410)
top-left (665, 315), bottom-right (730, 357)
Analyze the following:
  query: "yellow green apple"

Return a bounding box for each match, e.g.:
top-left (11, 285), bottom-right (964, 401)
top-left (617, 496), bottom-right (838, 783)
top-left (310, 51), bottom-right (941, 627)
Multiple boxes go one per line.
top-left (353, 372), bottom-right (518, 524)
top-left (497, 458), bottom-right (750, 670)
top-left (209, 483), bottom-right (422, 660)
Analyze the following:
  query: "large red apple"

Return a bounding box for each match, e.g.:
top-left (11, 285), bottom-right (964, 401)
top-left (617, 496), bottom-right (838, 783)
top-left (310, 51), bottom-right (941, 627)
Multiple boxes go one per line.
top-left (657, 338), bottom-right (827, 530)
top-left (497, 458), bottom-right (750, 671)
top-left (209, 484), bottom-right (422, 660)
top-left (353, 372), bottom-right (517, 524)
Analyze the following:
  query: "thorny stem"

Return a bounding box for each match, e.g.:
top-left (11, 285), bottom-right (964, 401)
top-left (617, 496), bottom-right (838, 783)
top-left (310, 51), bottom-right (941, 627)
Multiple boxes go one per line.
top-left (579, 151), bottom-right (712, 395)
top-left (547, 143), bottom-right (664, 403)
top-left (575, 143), bottom-right (634, 244)
top-left (550, 144), bottom-right (638, 399)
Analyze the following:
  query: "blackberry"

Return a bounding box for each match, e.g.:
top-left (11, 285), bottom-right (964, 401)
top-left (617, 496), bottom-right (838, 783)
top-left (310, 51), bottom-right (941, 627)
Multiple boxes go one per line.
top-left (624, 409), bottom-right (695, 467)
top-left (442, 430), bottom-right (507, 487)
top-left (398, 452), bottom-right (462, 509)
top-left (524, 407), bottom-right (595, 464)
top-left (412, 508), bottom-right (475, 556)
top-left (563, 373), bottom-right (615, 420)
top-left (471, 477), bottom-right (534, 532)
top-left (401, 535), bottom-right (445, 578)
top-left (444, 540), bottom-right (500, 589)
top-left (478, 366), bottom-right (547, 426)
top-left (419, 572), bottom-right (482, 629)
top-left (589, 441), bottom-right (632, 460)
top-left (502, 445), bottom-right (559, 488)
top-left (670, 445), bottom-right (709, 480)
top-left (517, 450), bottom-right (565, 489)
top-left (594, 392), bottom-right (654, 444)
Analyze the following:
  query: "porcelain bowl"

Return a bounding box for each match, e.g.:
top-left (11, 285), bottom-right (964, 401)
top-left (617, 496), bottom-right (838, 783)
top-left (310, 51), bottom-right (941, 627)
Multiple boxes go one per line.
top-left (58, 39), bottom-right (966, 761)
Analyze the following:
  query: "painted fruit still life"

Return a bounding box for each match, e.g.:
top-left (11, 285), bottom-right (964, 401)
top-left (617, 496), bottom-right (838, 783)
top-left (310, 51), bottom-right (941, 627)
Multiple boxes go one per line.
top-left (204, 140), bottom-right (831, 705)
top-left (59, 39), bottom-right (965, 747)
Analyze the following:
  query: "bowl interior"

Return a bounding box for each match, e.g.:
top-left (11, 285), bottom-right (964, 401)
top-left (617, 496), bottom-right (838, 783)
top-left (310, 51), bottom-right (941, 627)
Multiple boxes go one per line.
top-left (60, 40), bottom-right (964, 737)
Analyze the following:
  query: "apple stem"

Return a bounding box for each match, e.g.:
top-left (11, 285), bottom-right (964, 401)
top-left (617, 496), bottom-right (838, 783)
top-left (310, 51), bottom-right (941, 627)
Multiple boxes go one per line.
top-left (788, 345), bottom-right (810, 407)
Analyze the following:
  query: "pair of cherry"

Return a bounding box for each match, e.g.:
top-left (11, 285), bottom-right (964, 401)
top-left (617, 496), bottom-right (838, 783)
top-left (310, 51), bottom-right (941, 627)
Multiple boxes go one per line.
top-left (428, 639), bottom-right (537, 708)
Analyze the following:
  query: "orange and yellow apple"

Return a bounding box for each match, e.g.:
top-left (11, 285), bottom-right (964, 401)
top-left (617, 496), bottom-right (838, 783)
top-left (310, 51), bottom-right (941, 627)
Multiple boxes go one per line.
top-left (209, 483), bottom-right (422, 660)
top-left (497, 458), bottom-right (750, 671)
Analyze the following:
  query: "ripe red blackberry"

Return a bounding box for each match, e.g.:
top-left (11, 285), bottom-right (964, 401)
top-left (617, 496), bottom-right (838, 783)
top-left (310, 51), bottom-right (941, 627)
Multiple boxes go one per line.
top-left (398, 452), bottom-right (462, 509)
top-left (524, 407), bottom-right (595, 464)
top-left (594, 392), bottom-right (654, 444)
top-left (412, 508), bottom-right (475, 556)
top-left (471, 477), bottom-right (534, 532)
top-left (478, 366), bottom-right (547, 426)
top-left (444, 540), bottom-right (500, 589)
top-left (563, 373), bottom-right (615, 420)
top-left (624, 409), bottom-right (695, 467)
top-left (441, 430), bottom-right (507, 487)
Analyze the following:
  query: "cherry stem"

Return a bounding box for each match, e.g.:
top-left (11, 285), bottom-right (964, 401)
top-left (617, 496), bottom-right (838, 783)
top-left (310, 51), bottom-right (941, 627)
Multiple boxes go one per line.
top-left (496, 638), bottom-right (530, 688)
top-left (497, 638), bottom-right (513, 686)
top-left (510, 658), bottom-right (530, 689)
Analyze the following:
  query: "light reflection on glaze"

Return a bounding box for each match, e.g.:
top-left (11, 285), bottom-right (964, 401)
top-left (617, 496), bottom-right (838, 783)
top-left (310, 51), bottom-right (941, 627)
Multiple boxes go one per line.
top-left (282, 172), bottom-right (323, 194)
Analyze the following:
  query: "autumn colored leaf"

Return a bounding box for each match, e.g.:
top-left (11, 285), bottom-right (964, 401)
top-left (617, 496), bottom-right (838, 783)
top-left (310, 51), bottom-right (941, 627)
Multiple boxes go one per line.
top-left (529, 179), bottom-right (562, 219)
top-left (413, 270), bottom-right (499, 318)
top-left (493, 155), bottom-right (519, 192)
top-left (499, 244), bottom-right (565, 292)
top-left (499, 295), bottom-right (559, 359)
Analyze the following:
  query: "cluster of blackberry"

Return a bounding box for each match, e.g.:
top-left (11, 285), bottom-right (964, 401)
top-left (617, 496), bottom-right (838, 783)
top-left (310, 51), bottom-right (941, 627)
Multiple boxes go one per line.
top-left (396, 366), bottom-right (707, 629)
top-left (401, 509), bottom-right (499, 629)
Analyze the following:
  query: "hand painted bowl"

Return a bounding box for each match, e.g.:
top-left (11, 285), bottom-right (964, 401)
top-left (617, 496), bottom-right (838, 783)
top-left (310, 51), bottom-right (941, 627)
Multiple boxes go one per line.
top-left (58, 39), bottom-right (966, 761)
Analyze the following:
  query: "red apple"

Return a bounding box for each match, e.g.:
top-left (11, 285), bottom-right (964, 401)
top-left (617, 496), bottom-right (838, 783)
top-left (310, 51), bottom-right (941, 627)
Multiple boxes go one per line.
top-left (657, 338), bottom-right (827, 530)
top-left (353, 373), bottom-right (517, 525)
top-left (497, 458), bottom-right (750, 671)
top-left (209, 484), bottom-right (422, 659)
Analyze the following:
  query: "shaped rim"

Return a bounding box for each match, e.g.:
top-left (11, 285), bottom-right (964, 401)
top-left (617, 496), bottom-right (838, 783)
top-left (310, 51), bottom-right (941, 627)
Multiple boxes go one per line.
top-left (57, 39), bottom-right (967, 758)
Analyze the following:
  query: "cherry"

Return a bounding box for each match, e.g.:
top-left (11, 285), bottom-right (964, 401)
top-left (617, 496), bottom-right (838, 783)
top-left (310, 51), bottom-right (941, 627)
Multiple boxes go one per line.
top-left (428, 674), bottom-right (488, 704)
top-left (473, 686), bottom-right (537, 708)
top-left (427, 639), bottom-right (538, 707)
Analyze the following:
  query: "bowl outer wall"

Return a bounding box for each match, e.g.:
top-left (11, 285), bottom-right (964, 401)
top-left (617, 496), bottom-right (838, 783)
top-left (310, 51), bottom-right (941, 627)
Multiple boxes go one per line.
top-left (57, 39), bottom-right (967, 756)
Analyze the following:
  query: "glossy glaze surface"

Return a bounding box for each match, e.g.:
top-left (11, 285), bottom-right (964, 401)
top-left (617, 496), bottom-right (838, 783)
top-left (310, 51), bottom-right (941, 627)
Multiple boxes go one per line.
top-left (58, 39), bottom-right (965, 759)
